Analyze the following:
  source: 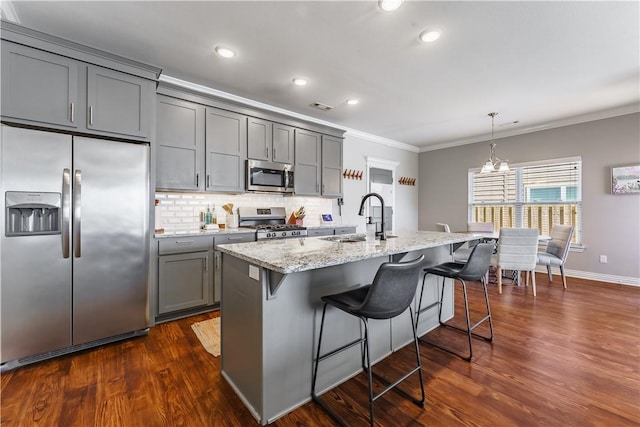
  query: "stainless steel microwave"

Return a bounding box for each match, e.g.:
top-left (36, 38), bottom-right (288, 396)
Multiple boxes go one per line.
top-left (246, 160), bottom-right (294, 193)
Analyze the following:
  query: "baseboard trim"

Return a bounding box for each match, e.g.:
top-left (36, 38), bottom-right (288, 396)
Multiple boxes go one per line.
top-left (535, 267), bottom-right (639, 287)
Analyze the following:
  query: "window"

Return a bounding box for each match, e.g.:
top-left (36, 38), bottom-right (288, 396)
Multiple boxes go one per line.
top-left (469, 157), bottom-right (582, 245)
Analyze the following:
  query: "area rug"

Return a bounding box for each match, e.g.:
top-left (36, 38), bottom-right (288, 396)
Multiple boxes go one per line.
top-left (191, 317), bottom-right (221, 357)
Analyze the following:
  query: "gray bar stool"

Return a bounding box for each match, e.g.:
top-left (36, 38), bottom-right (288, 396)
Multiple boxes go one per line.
top-left (311, 255), bottom-right (425, 427)
top-left (415, 243), bottom-right (494, 361)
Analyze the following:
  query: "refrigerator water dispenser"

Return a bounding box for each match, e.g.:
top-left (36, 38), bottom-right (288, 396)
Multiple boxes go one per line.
top-left (5, 191), bottom-right (61, 236)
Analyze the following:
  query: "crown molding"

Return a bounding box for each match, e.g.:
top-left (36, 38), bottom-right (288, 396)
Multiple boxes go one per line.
top-left (159, 74), bottom-right (420, 153)
top-left (418, 103), bottom-right (640, 153)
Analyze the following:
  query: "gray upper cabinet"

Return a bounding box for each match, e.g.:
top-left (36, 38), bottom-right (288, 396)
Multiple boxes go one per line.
top-left (247, 117), bottom-right (272, 161)
top-left (156, 95), bottom-right (205, 191)
top-left (294, 129), bottom-right (322, 196)
top-left (321, 135), bottom-right (343, 197)
top-left (272, 123), bottom-right (295, 164)
top-left (86, 65), bottom-right (152, 139)
top-left (205, 108), bottom-right (247, 193)
top-left (247, 119), bottom-right (295, 164)
top-left (1, 41), bottom-right (79, 129)
top-left (0, 40), bottom-right (155, 141)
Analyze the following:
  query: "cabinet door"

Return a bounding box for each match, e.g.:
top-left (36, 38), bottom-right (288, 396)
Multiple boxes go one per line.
top-left (205, 108), bottom-right (247, 192)
top-left (294, 129), bottom-right (321, 196)
top-left (247, 117), bottom-right (271, 161)
top-left (158, 252), bottom-right (211, 314)
top-left (272, 123), bottom-right (295, 164)
top-left (1, 41), bottom-right (79, 129)
top-left (322, 135), bottom-right (343, 197)
top-left (86, 65), bottom-right (152, 139)
top-left (156, 96), bottom-right (205, 191)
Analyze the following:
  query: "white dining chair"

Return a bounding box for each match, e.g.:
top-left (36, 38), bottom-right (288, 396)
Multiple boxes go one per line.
top-left (536, 224), bottom-right (574, 289)
top-left (493, 227), bottom-right (539, 296)
top-left (435, 223), bottom-right (451, 233)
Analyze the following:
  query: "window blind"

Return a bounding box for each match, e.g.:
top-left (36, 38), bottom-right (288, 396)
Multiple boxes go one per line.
top-left (469, 158), bottom-right (582, 244)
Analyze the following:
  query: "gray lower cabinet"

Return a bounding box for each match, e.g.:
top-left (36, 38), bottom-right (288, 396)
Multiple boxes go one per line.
top-left (0, 41), bottom-right (154, 140)
top-left (334, 226), bottom-right (357, 235)
top-left (158, 237), bottom-right (213, 315)
top-left (294, 129), bottom-right (322, 195)
top-left (156, 95), bottom-right (205, 191)
top-left (205, 108), bottom-right (247, 192)
top-left (321, 135), bottom-right (343, 197)
top-left (307, 228), bottom-right (334, 237)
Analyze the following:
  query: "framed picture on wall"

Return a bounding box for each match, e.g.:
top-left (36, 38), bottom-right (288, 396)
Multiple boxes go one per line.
top-left (611, 164), bottom-right (640, 195)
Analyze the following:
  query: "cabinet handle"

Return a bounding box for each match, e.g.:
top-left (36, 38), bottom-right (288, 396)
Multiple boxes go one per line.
top-left (174, 240), bottom-right (193, 245)
top-left (273, 148), bottom-right (276, 159)
top-left (323, 184), bottom-right (326, 193)
top-left (316, 184), bottom-right (319, 192)
top-left (205, 255), bottom-right (209, 271)
top-left (207, 174), bottom-right (211, 187)
top-left (89, 106), bottom-right (94, 125)
top-left (70, 103), bottom-right (75, 123)
top-left (196, 173), bottom-right (199, 187)
top-left (265, 146), bottom-right (269, 157)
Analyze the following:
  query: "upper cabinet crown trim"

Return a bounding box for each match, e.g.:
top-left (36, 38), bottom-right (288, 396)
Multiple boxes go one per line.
top-left (0, 20), bottom-right (161, 81)
top-left (157, 79), bottom-right (345, 140)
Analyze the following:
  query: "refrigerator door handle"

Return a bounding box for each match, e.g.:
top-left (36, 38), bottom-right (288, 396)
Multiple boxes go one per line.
top-left (62, 168), bottom-right (71, 258)
top-left (73, 169), bottom-right (82, 258)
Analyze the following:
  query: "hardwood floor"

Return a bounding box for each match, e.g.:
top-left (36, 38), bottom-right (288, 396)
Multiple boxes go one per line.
top-left (1, 275), bottom-right (639, 426)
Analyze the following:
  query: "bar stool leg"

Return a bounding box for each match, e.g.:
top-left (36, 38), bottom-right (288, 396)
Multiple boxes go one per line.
top-left (481, 277), bottom-right (495, 340)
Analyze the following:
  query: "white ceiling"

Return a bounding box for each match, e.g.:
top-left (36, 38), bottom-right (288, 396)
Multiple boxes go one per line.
top-left (4, 1), bottom-right (639, 151)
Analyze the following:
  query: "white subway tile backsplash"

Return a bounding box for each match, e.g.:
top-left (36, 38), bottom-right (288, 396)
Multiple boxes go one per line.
top-left (154, 191), bottom-right (333, 233)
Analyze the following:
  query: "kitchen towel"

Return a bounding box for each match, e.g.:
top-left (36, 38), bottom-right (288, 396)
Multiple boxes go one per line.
top-left (191, 317), bottom-right (221, 357)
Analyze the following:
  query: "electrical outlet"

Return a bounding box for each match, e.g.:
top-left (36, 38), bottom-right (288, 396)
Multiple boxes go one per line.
top-left (599, 255), bottom-right (607, 264)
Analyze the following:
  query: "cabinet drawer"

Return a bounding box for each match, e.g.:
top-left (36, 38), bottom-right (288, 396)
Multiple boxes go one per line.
top-left (307, 228), bottom-right (333, 237)
top-left (214, 233), bottom-right (255, 247)
top-left (158, 236), bottom-right (213, 255)
top-left (334, 227), bottom-right (357, 235)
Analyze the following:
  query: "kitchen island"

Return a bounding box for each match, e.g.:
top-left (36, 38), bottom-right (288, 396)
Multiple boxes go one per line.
top-left (216, 231), bottom-right (476, 425)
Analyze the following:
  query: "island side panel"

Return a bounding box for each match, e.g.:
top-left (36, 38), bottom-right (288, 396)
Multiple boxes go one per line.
top-left (261, 256), bottom-right (393, 424)
top-left (220, 254), bottom-right (264, 422)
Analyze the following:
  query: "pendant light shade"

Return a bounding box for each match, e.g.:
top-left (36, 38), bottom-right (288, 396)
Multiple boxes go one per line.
top-left (480, 112), bottom-right (509, 173)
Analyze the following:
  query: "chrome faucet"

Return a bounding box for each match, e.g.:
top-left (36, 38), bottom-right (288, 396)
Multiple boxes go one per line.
top-left (358, 192), bottom-right (386, 241)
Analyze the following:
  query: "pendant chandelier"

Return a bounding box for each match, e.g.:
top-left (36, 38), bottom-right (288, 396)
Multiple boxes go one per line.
top-left (481, 112), bottom-right (510, 173)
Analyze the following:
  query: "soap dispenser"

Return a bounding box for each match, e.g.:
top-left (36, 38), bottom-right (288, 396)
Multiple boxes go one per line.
top-left (366, 216), bottom-right (376, 241)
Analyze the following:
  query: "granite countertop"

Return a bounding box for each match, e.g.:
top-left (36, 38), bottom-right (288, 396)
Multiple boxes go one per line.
top-left (155, 228), bottom-right (256, 239)
top-left (216, 230), bottom-right (475, 274)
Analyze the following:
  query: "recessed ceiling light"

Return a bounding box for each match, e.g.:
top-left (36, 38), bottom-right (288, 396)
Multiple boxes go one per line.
top-left (419, 28), bottom-right (443, 43)
top-left (292, 77), bottom-right (308, 86)
top-left (346, 99), bottom-right (359, 105)
top-left (378, 0), bottom-right (403, 12)
top-left (215, 46), bottom-right (235, 58)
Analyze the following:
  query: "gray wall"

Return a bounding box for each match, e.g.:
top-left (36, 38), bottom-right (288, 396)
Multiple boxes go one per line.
top-left (336, 133), bottom-right (419, 233)
top-left (418, 113), bottom-right (640, 283)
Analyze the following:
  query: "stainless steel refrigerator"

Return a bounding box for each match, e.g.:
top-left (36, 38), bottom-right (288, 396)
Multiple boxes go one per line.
top-left (1, 125), bottom-right (150, 369)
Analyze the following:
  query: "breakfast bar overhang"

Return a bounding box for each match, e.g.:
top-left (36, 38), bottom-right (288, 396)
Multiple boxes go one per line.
top-left (216, 231), bottom-right (476, 425)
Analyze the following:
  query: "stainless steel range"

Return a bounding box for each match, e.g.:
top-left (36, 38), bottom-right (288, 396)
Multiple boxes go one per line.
top-left (238, 207), bottom-right (307, 240)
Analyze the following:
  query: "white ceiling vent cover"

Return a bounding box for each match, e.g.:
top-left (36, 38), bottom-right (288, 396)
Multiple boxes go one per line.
top-left (311, 102), bottom-right (334, 112)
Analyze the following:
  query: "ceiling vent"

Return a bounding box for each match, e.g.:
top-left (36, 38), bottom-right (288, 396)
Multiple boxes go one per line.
top-left (311, 102), bottom-right (334, 112)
